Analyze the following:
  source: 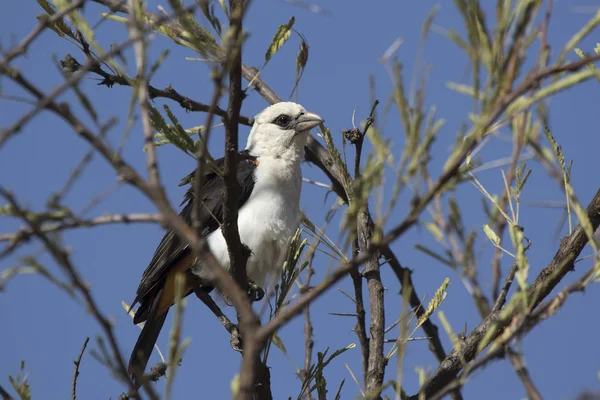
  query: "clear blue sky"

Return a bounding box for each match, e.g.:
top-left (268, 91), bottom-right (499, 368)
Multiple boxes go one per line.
top-left (2, 1), bottom-right (600, 399)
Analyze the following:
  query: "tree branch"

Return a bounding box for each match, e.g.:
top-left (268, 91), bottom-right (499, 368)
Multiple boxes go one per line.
top-left (346, 100), bottom-right (385, 397)
top-left (0, 385), bottom-right (14, 400)
top-left (0, 2), bottom-right (204, 150)
top-left (0, 188), bottom-right (142, 399)
top-left (222, 0), bottom-right (250, 295)
top-left (127, 0), bottom-right (160, 187)
top-left (412, 188), bottom-right (600, 399)
top-left (2, 0), bottom-right (84, 64)
top-left (77, 55), bottom-right (253, 126)
top-left (506, 347), bottom-right (542, 400)
top-left (0, 213), bottom-right (161, 243)
top-left (221, 1), bottom-right (269, 398)
top-left (72, 337), bottom-right (89, 400)
top-left (1, 48), bottom-right (254, 399)
top-left (361, 209), bottom-right (385, 398)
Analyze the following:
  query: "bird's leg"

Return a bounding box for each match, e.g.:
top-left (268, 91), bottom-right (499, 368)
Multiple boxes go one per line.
top-left (186, 269), bottom-right (243, 351)
top-left (194, 288), bottom-right (243, 352)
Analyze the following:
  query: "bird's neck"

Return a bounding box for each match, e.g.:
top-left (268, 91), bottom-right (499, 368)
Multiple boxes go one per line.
top-left (247, 133), bottom-right (307, 166)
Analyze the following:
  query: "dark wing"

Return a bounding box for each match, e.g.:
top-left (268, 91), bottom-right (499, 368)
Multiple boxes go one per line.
top-left (132, 150), bottom-right (258, 323)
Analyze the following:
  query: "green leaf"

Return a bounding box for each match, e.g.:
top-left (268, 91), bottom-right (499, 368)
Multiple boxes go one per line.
top-left (513, 225), bottom-right (529, 291)
top-left (508, 68), bottom-right (600, 115)
top-left (437, 311), bottom-right (460, 349)
top-left (557, 9), bottom-right (600, 67)
top-left (483, 224), bottom-right (500, 246)
top-left (446, 82), bottom-right (482, 99)
top-left (424, 222), bottom-right (444, 243)
top-left (543, 127), bottom-right (565, 169)
top-left (316, 351), bottom-right (328, 400)
top-left (299, 343), bottom-right (355, 400)
top-left (265, 17), bottom-right (295, 62)
top-left (289, 33), bottom-right (310, 97)
top-left (149, 49), bottom-right (170, 80)
top-left (416, 278), bottom-right (449, 329)
top-left (271, 332), bottom-right (287, 355)
top-left (52, 0), bottom-right (107, 63)
top-left (415, 366), bottom-right (427, 388)
top-left (321, 126), bottom-right (351, 197)
top-left (36, 0), bottom-right (76, 39)
top-left (9, 361), bottom-right (31, 400)
top-left (218, 0), bottom-right (228, 18)
top-left (365, 122), bottom-right (393, 165)
top-left (230, 374), bottom-right (240, 397)
top-left (296, 37), bottom-right (309, 77)
top-left (200, 0), bottom-right (222, 36)
top-left (515, 163), bottom-right (532, 196)
top-left (145, 105), bottom-right (197, 155)
top-left (414, 244), bottom-right (455, 268)
top-left (163, 105), bottom-right (196, 151)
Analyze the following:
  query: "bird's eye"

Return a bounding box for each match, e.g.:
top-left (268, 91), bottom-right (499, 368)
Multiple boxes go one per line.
top-left (273, 114), bottom-right (292, 127)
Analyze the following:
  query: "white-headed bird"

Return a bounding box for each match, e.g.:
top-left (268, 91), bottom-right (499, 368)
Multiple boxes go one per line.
top-left (128, 102), bottom-right (323, 378)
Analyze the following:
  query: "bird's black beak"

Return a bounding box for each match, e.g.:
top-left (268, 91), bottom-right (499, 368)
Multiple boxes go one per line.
top-left (296, 112), bottom-right (324, 132)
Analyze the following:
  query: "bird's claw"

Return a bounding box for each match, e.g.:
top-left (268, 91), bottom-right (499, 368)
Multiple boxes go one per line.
top-left (222, 280), bottom-right (264, 306)
top-left (230, 325), bottom-right (243, 352)
top-left (247, 280), bottom-right (265, 302)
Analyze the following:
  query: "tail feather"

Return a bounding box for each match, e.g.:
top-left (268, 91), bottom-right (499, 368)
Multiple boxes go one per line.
top-left (128, 308), bottom-right (168, 384)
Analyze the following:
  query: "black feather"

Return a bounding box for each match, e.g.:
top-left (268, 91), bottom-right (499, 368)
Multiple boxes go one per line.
top-left (128, 289), bottom-right (168, 380)
top-left (128, 150), bottom-right (258, 375)
top-left (132, 150), bottom-right (258, 321)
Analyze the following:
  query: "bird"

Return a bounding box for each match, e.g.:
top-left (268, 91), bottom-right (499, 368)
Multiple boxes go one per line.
top-left (128, 101), bottom-right (323, 380)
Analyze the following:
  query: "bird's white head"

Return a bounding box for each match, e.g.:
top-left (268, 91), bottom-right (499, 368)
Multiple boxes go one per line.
top-left (246, 102), bottom-right (323, 159)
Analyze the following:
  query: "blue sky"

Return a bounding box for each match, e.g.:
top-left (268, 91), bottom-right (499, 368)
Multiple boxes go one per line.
top-left (2, 1), bottom-right (600, 399)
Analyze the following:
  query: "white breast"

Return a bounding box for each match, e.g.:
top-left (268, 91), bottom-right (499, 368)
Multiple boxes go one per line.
top-left (205, 156), bottom-right (302, 286)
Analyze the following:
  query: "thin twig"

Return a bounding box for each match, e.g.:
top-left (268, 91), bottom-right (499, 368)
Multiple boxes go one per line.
top-left (493, 263), bottom-right (518, 312)
top-left (127, 0), bottom-right (160, 187)
top-left (0, 213), bottom-right (160, 242)
top-left (344, 99), bottom-right (381, 394)
top-left (0, 385), bottom-right (14, 400)
top-left (1, 0), bottom-right (85, 64)
top-left (0, 2), bottom-right (203, 150)
top-left (119, 363), bottom-right (167, 400)
top-left (506, 347), bottom-right (542, 400)
top-left (412, 188), bottom-right (600, 399)
top-left (72, 337), bottom-right (90, 400)
top-left (76, 53), bottom-right (253, 126)
top-left (0, 188), bottom-right (142, 399)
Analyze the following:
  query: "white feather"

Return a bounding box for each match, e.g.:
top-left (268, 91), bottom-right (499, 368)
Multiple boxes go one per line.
top-left (200, 102), bottom-right (322, 287)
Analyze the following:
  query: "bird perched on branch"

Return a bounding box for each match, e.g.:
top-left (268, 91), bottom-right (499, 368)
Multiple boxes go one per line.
top-left (128, 102), bottom-right (323, 380)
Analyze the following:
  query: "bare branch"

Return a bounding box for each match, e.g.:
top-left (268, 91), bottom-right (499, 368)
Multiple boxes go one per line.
top-left (0, 213), bottom-right (161, 243)
top-left (493, 263), bottom-right (518, 312)
top-left (0, 385), bottom-right (14, 400)
top-left (0, 1), bottom-right (203, 150)
top-left (119, 363), bottom-right (167, 400)
top-left (72, 337), bottom-right (90, 400)
top-left (361, 210), bottom-right (385, 398)
top-left (222, 0), bottom-right (250, 294)
top-left (127, 0), bottom-right (160, 187)
top-left (345, 100), bottom-right (385, 397)
top-left (76, 54), bottom-right (253, 125)
top-left (243, 65), bottom-right (450, 371)
top-left (0, 188), bottom-right (141, 399)
top-left (506, 347), bottom-right (542, 400)
top-left (2, 0), bottom-right (84, 64)
top-left (413, 188), bottom-right (600, 399)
